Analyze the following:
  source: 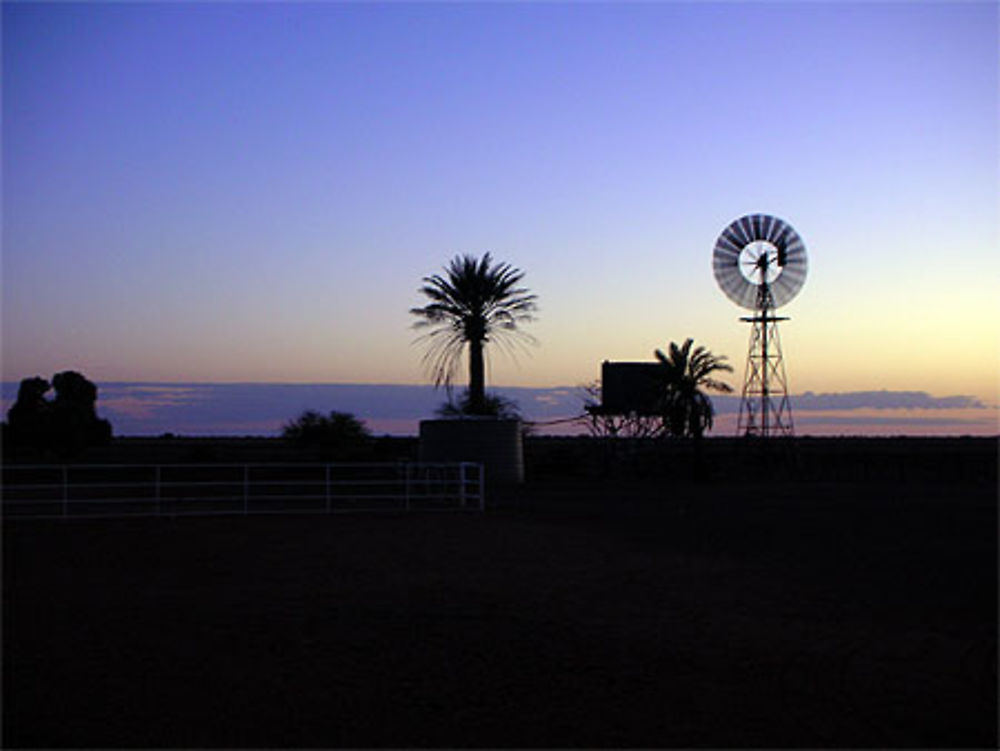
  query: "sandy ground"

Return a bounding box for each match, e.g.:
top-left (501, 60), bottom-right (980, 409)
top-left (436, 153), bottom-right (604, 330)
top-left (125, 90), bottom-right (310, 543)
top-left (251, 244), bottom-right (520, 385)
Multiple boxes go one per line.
top-left (4, 479), bottom-right (997, 748)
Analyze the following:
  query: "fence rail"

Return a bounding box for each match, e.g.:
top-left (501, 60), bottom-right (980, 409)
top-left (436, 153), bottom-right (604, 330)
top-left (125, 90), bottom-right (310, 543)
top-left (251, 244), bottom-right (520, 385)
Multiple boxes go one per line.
top-left (2, 462), bottom-right (485, 519)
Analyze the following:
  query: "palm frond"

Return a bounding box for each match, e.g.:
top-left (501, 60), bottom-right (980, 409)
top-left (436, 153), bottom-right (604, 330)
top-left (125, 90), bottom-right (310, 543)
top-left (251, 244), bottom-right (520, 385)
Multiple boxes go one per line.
top-left (654, 337), bottom-right (733, 438)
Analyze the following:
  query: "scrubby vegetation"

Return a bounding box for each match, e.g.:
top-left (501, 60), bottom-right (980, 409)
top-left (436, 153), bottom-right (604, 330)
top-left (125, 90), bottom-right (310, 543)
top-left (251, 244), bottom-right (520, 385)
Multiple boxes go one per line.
top-left (281, 410), bottom-right (372, 460)
top-left (3, 371), bottom-right (112, 460)
top-left (435, 389), bottom-right (522, 420)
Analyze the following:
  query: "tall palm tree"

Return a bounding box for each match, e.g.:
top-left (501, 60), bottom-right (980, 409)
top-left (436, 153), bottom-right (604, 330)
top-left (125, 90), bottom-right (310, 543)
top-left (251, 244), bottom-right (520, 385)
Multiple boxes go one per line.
top-left (411, 253), bottom-right (538, 415)
top-left (655, 338), bottom-right (733, 440)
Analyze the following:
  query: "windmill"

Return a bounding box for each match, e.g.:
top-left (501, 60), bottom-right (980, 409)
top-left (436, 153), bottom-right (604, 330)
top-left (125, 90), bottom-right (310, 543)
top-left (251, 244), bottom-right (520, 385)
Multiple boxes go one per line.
top-left (712, 214), bottom-right (807, 437)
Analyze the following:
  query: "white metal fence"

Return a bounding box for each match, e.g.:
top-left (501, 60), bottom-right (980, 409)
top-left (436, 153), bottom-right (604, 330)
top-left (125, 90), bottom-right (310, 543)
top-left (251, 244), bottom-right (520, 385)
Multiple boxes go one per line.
top-left (1, 462), bottom-right (485, 520)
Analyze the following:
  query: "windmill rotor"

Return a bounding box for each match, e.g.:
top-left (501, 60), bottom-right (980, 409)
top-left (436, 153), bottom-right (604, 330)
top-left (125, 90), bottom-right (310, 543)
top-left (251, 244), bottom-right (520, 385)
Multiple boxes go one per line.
top-left (713, 214), bottom-right (807, 310)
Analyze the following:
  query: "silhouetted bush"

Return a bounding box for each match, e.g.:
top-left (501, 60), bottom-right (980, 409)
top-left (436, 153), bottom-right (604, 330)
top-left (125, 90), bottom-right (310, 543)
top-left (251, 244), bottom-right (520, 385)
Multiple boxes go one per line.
top-left (5, 371), bottom-right (113, 459)
top-left (282, 410), bottom-right (371, 460)
top-left (436, 389), bottom-right (522, 420)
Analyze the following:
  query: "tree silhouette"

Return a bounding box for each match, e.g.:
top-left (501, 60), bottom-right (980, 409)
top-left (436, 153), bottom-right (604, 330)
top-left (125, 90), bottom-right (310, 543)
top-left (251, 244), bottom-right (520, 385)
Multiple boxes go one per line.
top-left (654, 339), bottom-right (733, 440)
top-left (5, 371), bottom-right (112, 457)
top-left (6, 377), bottom-right (53, 451)
top-left (410, 253), bottom-right (537, 415)
top-left (282, 410), bottom-right (371, 459)
top-left (50, 371), bottom-right (113, 456)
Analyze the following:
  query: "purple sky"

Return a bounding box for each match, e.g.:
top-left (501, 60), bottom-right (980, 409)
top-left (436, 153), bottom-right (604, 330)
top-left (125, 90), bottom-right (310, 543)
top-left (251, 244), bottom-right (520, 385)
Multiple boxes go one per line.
top-left (3, 2), bottom-right (997, 435)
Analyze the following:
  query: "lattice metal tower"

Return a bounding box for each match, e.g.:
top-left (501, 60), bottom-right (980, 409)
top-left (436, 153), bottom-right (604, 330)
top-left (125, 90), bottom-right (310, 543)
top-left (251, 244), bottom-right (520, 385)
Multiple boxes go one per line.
top-left (712, 214), bottom-right (807, 438)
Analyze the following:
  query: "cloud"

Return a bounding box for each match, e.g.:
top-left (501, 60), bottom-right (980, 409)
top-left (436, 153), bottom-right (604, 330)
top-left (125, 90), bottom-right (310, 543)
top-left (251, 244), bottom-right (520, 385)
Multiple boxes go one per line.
top-left (1, 382), bottom-right (991, 436)
top-left (98, 385), bottom-right (210, 419)
top-left (709, 391), bottom-right (986, 414)
top-left (795, 415), bottom-right (991, 427)
top-left (794, 391), bottom-right (985, 411)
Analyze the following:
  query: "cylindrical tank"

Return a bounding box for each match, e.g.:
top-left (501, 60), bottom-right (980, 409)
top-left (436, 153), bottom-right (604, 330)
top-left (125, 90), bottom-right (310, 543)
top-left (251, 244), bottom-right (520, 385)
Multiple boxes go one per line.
top-left (418, 418), bottom-right (524, 484)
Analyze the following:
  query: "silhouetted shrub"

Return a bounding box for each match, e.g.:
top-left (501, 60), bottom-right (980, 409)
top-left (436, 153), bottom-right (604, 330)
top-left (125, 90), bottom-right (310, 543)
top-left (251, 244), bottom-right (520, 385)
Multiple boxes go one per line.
top-left (436, 390), bottom-right (522, 420)
top-left (282, 410), bottom-right (371, 459)
top-left (5, 371), bottom-right (113, 459)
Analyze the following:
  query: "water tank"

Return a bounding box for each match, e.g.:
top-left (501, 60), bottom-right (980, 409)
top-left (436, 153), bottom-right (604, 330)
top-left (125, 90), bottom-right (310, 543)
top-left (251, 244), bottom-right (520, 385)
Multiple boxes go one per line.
top-left (418, 418), bottom-right (524, 484)
top-left (600, 360), bottom-right (664, 415)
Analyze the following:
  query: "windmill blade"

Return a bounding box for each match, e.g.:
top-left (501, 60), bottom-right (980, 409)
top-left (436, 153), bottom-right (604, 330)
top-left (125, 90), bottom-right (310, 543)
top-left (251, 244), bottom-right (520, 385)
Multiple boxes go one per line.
top-left (739, 282), bottom-right (759, 309)
top-left (779, 244), bottom-right (806, 266)
top-left (778, 262), bottom-right (807, 281)
top-left (762, 214), bottom-right (778, 242)
top-left (771, 280), bottom-right (795, 307)
top-left (716, 235), bottom-right (743, 257)
top-left (723, 223), bottom-right (747, 249)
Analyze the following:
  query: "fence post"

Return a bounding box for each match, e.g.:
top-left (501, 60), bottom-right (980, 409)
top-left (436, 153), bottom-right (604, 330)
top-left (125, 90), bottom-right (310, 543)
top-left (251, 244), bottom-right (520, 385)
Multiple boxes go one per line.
top-left (243, 465), bottom-right (249, 515)
top-left (325, 464), bottom-right (331, 514)
top-left (62, 466), bottom-right (69, 519)
top-left (459, 463), bottom-right (467, 508)
top-left (478, 464), bottom-right (485, 511)
top-left (155, 466), bottom-right (161, 517)
top-left (404, 463), bottom-right (411, 512)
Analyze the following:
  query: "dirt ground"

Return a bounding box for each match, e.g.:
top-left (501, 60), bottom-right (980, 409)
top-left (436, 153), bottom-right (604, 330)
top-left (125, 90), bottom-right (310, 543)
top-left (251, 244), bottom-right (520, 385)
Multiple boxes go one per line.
top-left (4, 478), bottom-right (997, 748)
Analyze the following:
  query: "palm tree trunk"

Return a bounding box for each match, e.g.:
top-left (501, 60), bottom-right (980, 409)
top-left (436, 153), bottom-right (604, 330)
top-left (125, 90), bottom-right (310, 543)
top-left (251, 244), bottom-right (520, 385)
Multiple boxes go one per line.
top-left (468, 338), bottom-right (486, 414)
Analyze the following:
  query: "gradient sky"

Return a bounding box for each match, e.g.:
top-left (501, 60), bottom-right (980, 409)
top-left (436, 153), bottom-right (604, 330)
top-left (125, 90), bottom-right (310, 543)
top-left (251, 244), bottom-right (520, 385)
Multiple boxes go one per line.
top-left (4, 2), bottom-right (998, 411)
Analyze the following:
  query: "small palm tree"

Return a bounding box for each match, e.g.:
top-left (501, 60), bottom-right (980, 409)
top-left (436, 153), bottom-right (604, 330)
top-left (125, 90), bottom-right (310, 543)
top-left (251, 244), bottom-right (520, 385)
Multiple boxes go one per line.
top-left (655, 338), bottom-right (733, 440)
top-left (411, 253), bottom-right (538, 415)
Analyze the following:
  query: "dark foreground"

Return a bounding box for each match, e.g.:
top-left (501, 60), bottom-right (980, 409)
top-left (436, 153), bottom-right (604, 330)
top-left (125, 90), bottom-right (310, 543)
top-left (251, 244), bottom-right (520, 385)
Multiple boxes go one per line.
top-left (4, 479), bottom-right (997, 748)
